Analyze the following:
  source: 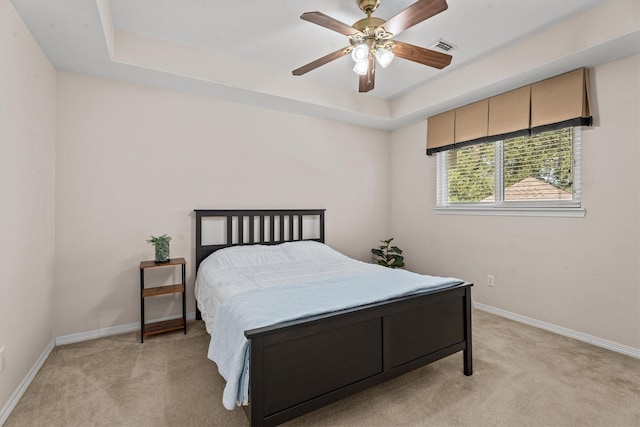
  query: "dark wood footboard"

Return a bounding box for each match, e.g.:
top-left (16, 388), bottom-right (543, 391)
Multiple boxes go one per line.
top-left (244, 283), bottom-right (473, 426)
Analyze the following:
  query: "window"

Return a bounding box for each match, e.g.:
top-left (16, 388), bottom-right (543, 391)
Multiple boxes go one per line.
top-left (436, 127), bottom-right (583, 217)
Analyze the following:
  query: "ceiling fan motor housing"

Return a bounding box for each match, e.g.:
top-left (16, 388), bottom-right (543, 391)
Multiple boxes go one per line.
top-left (352, 16), bottom-right (385, 33)
top-left (357, 0), bottom-right (381, 15)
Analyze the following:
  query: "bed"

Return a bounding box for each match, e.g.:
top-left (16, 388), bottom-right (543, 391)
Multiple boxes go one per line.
top-left (194, 209), bottom-right (473, 426)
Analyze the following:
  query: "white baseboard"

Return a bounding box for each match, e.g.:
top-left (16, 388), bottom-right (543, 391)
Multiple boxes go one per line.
top-left (0, 338), bottom-right (55, 426)
top-left (0, 312), bottom-right (198, 425)
top-left (473, 302), bottom-right (640, 359)
top-left (55, 312), bottom-right (197, 346)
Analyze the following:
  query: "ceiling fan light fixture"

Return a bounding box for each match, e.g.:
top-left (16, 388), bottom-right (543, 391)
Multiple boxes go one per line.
top-left (374, 47), bottom-right (394, 68)
top-left (293, 0), bottom-right (453, 92)
top-left (353, 60), bottom-right (369, 75)
top-left (351, 43), bottom-right (369, 63)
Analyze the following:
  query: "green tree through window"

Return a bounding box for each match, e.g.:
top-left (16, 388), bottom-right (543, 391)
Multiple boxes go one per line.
top-left (441, 127), bottom-right (575, 204)
top-left (448, 143), bottom-right (495, 203)
top-left (503, 127), bottom-right (573, 192)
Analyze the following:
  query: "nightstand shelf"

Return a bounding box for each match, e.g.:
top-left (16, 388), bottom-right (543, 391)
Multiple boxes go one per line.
top-left (143, 318), bottom-right (185, 337)
top-left (142, 283), bottom-right (184, 298)
top-left (139, 257), bottom-right (186, 343)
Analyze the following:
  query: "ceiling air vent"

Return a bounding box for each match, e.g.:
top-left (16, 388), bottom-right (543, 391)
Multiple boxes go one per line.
top-left (429, 39), bottom-right (457, 53)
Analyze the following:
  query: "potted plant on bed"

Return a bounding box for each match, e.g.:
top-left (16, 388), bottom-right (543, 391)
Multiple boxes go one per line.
top-left (147, 234), bottom-right (171, 263)
top-left (371, 238), bottom-right (405, 268)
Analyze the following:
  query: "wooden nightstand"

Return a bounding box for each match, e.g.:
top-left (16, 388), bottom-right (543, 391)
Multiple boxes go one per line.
top-left (139, 257), bottom-right (186, 343)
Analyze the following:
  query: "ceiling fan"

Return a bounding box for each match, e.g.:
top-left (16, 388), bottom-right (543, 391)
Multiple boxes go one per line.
top-left (292, 0), bottom-right (453, 93)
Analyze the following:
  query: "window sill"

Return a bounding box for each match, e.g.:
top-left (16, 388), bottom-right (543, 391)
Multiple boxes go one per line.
top-left (434, 206), bottom-right (586, 218)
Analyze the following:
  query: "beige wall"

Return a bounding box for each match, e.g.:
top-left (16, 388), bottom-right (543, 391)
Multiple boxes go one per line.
top-left (54, 72), bottom-right (391, 336)
top-left (390, 54), bottom-right (640, 349)
top-left (0, 0), bottom-right (56, 415)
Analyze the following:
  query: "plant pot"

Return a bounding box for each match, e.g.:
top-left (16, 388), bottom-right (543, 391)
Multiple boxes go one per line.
top-left (154, 241), bottom-right (170, 263)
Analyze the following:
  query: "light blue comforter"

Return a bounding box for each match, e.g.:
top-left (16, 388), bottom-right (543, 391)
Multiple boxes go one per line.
top-left (208, 267), bottom-right (463, 409)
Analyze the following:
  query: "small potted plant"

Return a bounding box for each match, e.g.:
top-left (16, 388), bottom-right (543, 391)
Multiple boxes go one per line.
top-left (371, 238), bottom-right (405, 268)
top-left (147, 234), bottom-right (171, 263)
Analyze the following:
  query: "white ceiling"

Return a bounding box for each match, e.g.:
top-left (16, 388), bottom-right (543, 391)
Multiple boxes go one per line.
top-left (9, 0), bottom-right (640, 129)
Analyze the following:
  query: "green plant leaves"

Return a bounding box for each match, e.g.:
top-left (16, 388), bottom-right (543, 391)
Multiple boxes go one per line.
top-left (146, 234), bottom-right (172, 245)
top-left (370, 237), bottom-right (404, 269)
top-left (371, 248), bottom-right (385, 257)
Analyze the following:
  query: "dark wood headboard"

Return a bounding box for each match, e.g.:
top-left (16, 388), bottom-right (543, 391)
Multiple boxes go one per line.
top-left (194, 209), bottom-right (325, 319)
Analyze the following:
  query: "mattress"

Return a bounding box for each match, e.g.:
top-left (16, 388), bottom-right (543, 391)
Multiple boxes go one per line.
top-left (195, 240), bottom-right (378, 334)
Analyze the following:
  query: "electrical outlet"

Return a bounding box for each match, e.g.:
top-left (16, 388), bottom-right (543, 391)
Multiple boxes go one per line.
top-left (487, 275), bottom-right (495, 287)
top-left (0, 346), bottom-right (5, 372)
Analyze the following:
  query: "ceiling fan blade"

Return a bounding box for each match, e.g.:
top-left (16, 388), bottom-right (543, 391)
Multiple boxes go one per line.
top-left (292, 47), bottom-right (349, 76)
top-left (379, 0), bottom-right (448, 36)
top-left (359, 57), bottom-right (375, 93)
top-left (301, 12), bottom-right (359, 36)
top-left (392, 41), bottom-right (452, 69)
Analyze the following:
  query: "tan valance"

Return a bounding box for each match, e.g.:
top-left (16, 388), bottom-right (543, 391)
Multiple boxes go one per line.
top-left (426, 110), bottom-right (455, 151)
top-left (455, 100), bottom-right (488, 143)
top-left (426, 68), bottom-right (592, 155)
top-left (488, 86), bottom-right (531, 137)
top-left (531, 68), bottom-right (591, 129)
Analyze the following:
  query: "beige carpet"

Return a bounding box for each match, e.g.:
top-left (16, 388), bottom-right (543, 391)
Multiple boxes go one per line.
top-left (5, 310), bottom-right (640, 427)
